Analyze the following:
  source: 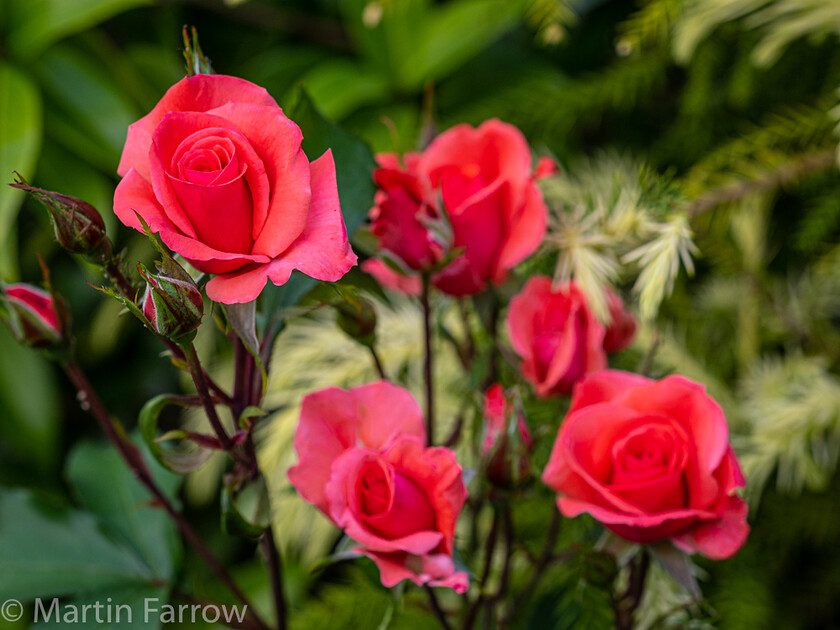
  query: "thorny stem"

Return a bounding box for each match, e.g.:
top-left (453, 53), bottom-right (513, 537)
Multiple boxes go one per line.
top-left (62, 361), bottom-right (269, 630)
top-left (421, 274), bottom-right (436, 444)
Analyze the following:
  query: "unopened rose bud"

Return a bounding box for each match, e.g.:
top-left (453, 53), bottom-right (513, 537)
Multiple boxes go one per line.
top-left (603, 289), bottom-right (637, 353)
top-left (0, 283), bottom-right (69, 349)
top-left (138, 260), bottom-right (203, 342)
top-left (10, 176), bottom-right (109, 259)
top-left (482, 384), bottom-right (533, 488)
top-left (335, 296), bottom-right (377, 346)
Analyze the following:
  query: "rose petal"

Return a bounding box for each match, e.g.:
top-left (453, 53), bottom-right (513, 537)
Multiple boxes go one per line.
top-left (118, 74), bottom-right (277, 180)
top-left (672, 495), bottom-right (750, 560)
top-left (208, 102), bottom-right (310, 256)
top-left (493, 181), bottom-right (548, 283)
top-left (204, 150), bottom-right (356, 304)
top-left (114, 168), bottom-right (179, 234)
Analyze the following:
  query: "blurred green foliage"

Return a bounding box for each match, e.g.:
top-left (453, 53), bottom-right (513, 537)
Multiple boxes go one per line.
top-left (1, 0), bottom-right (840, 628)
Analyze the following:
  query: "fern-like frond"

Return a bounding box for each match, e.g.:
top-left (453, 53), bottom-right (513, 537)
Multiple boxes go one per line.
top-left (616, 0), bottom-right (684, 54)
top-left (623, 214), bottom-right (699, 321)
top-left (738, 354), bottom-right (840, 501)
top-left (680, 99), bottom-right (836, 199)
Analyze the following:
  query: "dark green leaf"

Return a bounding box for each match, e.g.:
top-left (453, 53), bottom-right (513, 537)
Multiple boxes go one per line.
top-left (0, 489), bottom-right (153, 600)
top-left (65, 440), bottom-right (182, 580)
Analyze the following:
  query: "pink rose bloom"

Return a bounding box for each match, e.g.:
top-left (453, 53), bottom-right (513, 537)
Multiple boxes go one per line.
top-left (542, 370), bottom-right (750, 559)
top-left (288, 381), bottom-right (468, 592)
top-left (114, 74), bottom-right (356, 304)
top-left (507, 276), bottom-right (606, 397)
top-left (368, 119), bottom-right (549, 296)
top-left (603, 289), bottom-right (637, 353)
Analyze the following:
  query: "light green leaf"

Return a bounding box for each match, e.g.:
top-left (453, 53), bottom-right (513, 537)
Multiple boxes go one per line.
top-left (0, 63), bottom-right (42, 281)
top-left (299, 60), bottom-right (390, 121)
top-left (401, 0), bottom-right (529, 89)
top-left (0, 324), bottom-right (60, 477)
top-left (7, 0), bottom-right (152, 59)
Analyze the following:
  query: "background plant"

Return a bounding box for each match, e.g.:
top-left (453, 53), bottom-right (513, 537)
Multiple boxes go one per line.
top-left (1, 0), bottom-right (839, 628)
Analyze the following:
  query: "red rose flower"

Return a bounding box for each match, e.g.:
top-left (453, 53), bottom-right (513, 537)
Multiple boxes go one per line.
top-left (114, 74), bottom-right (356, 304)
top-left (603, 289), bottom-right (637, 353)
top-left (507, 276), bottom-right (606, 397)
top-left (542, 370), bottom-right (749, 559)
top-left (368, 119), bottom-right (549, 296)
top-left (288, 381), bottom-right (468, 592)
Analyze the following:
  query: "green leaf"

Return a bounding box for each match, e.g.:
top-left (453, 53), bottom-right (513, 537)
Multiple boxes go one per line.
top-left (65, 440), bottom-right (182, 580)
top-left (259, 91), bottom-right (377, 325)
top-left (0, 489), bottom-right (154, 600)
top-left (35, 45), bottom-right (138, 172)
top-left (290, 88), bottom-right (377, 238)
top-left (0, 63), bottom-right (42, 281)
top-left (299, 60), bottom-right (390, 121)
top-left (7, 0), bottom-right (153, 59)
top-left (139, 394), bottom-right (213, 474)
top-left (400, 0), bottom-right (528, 89)
top-left (0, 325), bottom-right (60, 479)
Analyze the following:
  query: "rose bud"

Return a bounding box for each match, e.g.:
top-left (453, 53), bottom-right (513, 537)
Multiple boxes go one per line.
top-left (603, 289), bottom-right (637, 353)
top-left (138, 258), bottom-right (203, 342)
top-left (335, 295), bottom-right (377, 346)
top-left (10, 177), bottom-right (109, 259)
top-left (482, 384), bottom-right (533, 488)
top-left (507, 276), bottom-right (606, 398)
top-left (542, 370), bottom-right (749, 559)
top-left (0, 283), bottom-right (68, 349)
